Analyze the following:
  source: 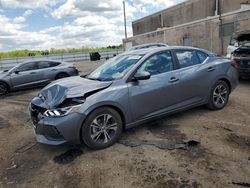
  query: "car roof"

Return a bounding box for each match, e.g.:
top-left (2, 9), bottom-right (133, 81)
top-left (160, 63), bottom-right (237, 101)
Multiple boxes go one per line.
top-left (124, 46), bottom-right (214, 56)
top-left (21, 59), bottom-right (64, 64)
top-left (129, 43), bottom-right (168, 51)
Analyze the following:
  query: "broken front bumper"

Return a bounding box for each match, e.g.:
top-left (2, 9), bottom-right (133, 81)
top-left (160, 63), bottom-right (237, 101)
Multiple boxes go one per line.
top-left (29, 103), bottom-right (86, 145)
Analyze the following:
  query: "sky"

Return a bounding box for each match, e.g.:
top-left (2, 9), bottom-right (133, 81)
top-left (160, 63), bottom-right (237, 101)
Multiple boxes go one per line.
top-left (0, 0), bottom-right (185, 52)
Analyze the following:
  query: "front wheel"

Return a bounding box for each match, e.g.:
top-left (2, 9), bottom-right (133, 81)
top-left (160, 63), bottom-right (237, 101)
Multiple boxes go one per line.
top-left (0, 82), bottom-right (9, 95)
top-left (81, 107), bottom-right (123, 150)
top-left (206, 80), bottom-right (230, 110)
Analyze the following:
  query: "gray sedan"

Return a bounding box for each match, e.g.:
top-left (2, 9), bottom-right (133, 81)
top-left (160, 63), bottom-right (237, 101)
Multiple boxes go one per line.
top-left (0, 60), bottom-right (78, 95)
top-left (29, 46), bottom-right (238, 149)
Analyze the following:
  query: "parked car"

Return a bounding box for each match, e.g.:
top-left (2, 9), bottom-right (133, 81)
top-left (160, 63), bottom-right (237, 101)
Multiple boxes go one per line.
top-left (0, 60), bottom-right (78, 95)
top-left (229, 33), bottom-right (250, 79)
top-left (29, 46), bottom-right (238, 149)
top-left (227, 31), bottom-right (250, 58)
top-left (129, 43), bottom-right (168, 51)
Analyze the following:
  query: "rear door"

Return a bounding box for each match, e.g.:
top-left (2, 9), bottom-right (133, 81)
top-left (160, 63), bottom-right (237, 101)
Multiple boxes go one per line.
top-left (10, 61), bottom-right (40, 89)
top-left (37, 61), bottom-right (61, 82)
top-left (128, 51), bottom-right (181, 121)
top-left (173, 49), bottom-right (216, 104)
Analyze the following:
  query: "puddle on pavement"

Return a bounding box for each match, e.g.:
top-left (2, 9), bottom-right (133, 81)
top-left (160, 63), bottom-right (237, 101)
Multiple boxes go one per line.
top-left (53, 148), bottom-right (83, 164)
top-left (146, 120), bottom-right (187, 142)
top-left (119, 139), bottom-right (200, 151)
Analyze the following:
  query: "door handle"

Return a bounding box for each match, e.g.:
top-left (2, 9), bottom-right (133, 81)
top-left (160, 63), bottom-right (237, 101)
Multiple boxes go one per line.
top-left (30, 72), bottom-right (36, 74)
top-left (207, 67), bottom-right (215, 72)
top-left (169, 77), bottom-right (179, 83)
top-left (51, 69), bottom-right (57, 71)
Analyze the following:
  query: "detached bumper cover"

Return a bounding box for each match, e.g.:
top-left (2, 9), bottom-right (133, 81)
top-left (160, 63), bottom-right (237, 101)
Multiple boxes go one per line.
top-left (29, 103), bottom-right (86, 145)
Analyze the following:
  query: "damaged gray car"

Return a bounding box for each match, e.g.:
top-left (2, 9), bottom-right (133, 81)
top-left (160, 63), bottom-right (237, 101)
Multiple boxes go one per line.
top-left (29, 46), bottom-right (238, 149)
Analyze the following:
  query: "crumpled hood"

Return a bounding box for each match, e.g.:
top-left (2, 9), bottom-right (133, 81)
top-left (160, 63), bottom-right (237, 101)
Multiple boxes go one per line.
top-left (39, 76), bottom-right (112, 108)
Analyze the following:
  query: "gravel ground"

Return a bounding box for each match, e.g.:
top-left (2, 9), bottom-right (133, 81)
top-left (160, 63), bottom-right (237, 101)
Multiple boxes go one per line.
top-left (0, 60), bottom-right (249, 188)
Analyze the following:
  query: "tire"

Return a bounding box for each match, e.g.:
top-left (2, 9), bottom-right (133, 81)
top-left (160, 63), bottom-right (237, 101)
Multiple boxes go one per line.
top-left (81, 107), bottom-right (123, 150)
top-left (0, 82), bottom-right (9, 95)
top-left (206, 80), bottom-right (230, 110)
top-left (55, 73), bottom-right (69, 80)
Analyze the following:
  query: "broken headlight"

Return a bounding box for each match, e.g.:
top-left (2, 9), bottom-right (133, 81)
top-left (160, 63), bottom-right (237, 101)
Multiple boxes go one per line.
top-left (44, 97), bottom-right (85, 117)
top-left (44, 104), bottom-right (82, 117)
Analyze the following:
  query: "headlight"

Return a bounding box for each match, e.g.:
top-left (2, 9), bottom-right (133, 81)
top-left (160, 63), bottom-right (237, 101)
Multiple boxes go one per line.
top-left (44, 104), bottom-right (81, 117)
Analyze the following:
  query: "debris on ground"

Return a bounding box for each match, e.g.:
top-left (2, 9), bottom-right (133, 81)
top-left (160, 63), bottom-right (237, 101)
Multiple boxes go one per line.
top-left (53, 149), bottom-right (83, 164)
top-left (227, 133), bottom-right (250, 148)
top-left (15, 141), bottom-right (37, 154)
top-left (6, 165), bottom-right (18, 170)
top-left (119, 139), bottom-right (200, 150)
top-left (232, 181), bottom-right (250, 187)
top-left (220, 126), bottom-right (233, 132)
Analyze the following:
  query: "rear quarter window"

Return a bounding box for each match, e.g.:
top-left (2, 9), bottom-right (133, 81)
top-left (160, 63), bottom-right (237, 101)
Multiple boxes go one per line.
top-left (49, 62), bottom-right (61, 67)
top-left (196, 51), bottom-right (208, 63)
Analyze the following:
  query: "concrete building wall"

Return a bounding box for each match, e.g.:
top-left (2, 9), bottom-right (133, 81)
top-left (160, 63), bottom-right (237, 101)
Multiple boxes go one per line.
top-left (125, 10), bottom-right (250, 55)
top-left (132, 0), bottom-right (250, 36)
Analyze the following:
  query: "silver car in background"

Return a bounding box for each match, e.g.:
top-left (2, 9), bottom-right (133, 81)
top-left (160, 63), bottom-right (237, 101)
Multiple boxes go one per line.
top-left (0, 60), bottom-right (78, 95)
top-left (29, 47), bottom-right (238, 149)
top-left (129, 43), bottom-right (168, 51)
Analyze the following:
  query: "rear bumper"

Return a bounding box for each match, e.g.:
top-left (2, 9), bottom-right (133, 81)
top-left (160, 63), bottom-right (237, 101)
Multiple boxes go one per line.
top-left (238, 68), bottom-right (250, 78)
top-left (29, 103), bottom-right (86, 145)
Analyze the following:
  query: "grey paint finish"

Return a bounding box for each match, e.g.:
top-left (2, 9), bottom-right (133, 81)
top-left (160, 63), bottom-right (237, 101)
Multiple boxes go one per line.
top-left (0, 60), bottom-right (78, 92)
top-left (29, 46), bottom-right (238, 145)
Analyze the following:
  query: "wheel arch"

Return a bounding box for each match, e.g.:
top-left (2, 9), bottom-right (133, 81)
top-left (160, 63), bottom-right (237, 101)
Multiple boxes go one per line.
top-left (218, 78), bottom-right (231, 93)
top-left (84, 104), bottom-right (126, 130)
top-left (0, 80), bottom-right (11, 90)
top-left (55, 72), bottom-right (70, 79)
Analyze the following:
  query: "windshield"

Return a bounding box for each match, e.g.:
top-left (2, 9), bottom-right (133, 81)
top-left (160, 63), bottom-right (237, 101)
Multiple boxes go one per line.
top-left (86, 54), bottom-right (143, 81)
top-left (8, 63), bottom-right (20, 73)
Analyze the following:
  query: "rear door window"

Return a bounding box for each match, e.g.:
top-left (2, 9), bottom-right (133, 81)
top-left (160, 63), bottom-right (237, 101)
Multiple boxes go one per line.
top-left (38, 61), bottom-right (60, 69)
top-left (175, 50), bottom-right (200, 68)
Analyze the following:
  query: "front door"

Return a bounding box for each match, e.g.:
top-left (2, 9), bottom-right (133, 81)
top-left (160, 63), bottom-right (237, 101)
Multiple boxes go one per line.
top-left (10, 61), bottom-right (41, 89)
top-left (128, 51), bottom-right (180, 121)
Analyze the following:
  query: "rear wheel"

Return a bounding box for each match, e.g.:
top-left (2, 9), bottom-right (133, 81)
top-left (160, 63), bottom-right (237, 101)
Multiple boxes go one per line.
top-left (0, 82), bottom-right (9, 95)
top-left (55, 73), bottom-right (69, 80)
top-left (81, 107), bottom-right (123, 150)
top-left (207, 80), bottom-right (230, 110)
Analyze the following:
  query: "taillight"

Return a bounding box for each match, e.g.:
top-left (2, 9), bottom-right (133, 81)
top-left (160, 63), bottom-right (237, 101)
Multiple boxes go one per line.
top-left (68, 65), bottom-right (76, 69)
top-left (231, 60), bottom-right (238, 69)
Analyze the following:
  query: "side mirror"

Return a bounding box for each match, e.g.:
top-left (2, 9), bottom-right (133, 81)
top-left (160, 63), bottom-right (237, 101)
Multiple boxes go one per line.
top-left (14, 70), bottom-right (20, 74)
top-left (133, 71), bottom-right (151, 81)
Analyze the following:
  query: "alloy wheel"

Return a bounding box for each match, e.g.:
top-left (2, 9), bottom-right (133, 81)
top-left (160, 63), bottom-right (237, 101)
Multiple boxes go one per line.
top-left (90, 114), bottom-right (118, 144)
top-left (0, 83), bottom-right (7, 95)
top-left (213, 84), bottom-right (228, 108)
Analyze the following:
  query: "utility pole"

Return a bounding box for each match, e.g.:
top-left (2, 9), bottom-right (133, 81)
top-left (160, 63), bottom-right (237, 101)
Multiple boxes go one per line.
top-left (219, 0), bottom-right (224, 55)
top-left (123, 1), bottom-right (128, 39)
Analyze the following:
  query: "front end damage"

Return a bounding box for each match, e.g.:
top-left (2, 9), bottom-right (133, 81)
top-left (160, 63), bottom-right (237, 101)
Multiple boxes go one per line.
top-left (29, 76), bottom-right (112, 145)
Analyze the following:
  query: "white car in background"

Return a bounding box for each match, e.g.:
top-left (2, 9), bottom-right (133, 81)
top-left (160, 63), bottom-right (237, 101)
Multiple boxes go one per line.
top-left (227, 31), bottom-right (250, 58)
